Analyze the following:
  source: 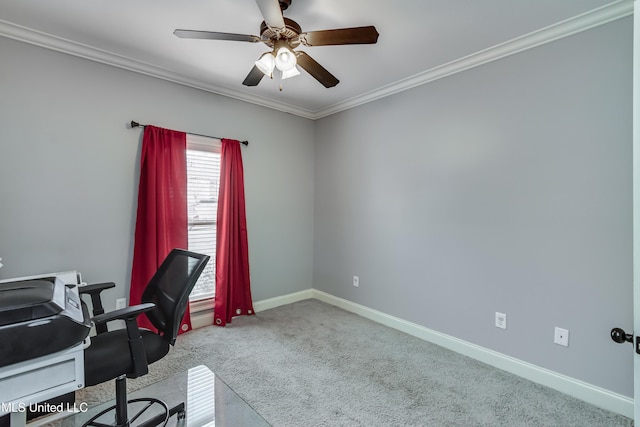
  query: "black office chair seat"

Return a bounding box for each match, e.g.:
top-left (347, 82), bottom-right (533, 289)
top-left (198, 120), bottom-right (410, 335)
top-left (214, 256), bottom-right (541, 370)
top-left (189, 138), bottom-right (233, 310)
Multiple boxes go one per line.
top-left (79, 249), bottom-right (209, 427)
top-left (84, 329), bottom-right (169, 387)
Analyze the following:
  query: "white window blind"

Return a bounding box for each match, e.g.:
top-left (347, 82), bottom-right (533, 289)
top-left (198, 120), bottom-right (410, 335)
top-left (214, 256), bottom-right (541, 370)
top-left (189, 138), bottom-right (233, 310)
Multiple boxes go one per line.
top-left (187, 135), bottom-right (221, 301)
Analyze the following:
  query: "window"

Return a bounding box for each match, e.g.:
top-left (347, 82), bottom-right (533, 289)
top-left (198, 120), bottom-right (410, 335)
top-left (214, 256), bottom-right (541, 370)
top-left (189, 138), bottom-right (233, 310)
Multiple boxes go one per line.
top-left (187, 135), bottom-right (221, 302)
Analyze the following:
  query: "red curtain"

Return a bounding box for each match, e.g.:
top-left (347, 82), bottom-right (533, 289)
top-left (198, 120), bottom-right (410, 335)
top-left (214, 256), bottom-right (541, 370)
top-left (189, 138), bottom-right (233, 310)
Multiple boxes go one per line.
top-left (214, 138), bottom-right (254, 326)
top-left (130, 125), bottom-right (191, 333)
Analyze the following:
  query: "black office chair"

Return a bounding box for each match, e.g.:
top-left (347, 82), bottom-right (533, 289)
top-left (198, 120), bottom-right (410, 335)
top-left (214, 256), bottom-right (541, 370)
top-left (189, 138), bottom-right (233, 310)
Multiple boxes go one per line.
top-left (79, 249), bottom-right (209, 427)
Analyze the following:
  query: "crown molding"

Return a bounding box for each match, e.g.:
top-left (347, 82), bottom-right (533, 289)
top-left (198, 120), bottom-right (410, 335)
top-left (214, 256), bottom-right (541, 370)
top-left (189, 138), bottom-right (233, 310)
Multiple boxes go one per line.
top-left (0, 0), bottom-right (633, 121)
top-left (0, 19), bottom-right (317, 120)
top-left (313, 0), bottom-right (634, 119)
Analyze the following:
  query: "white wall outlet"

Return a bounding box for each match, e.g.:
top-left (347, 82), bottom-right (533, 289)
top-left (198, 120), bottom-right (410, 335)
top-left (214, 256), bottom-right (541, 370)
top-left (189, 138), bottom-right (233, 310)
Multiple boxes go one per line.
top-left (495, 312), bottom-right (507, 329)
top-left (554, 327), bottom-right (569, 347)
top-left (116, 298), bottom-right (127, 310)
top-left (353, 275), bottom-right (359, 287)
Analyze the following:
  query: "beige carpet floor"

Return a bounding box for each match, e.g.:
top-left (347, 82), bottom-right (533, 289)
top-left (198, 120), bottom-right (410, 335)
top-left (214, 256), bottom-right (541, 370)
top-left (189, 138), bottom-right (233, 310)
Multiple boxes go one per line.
top-left (68, 299), bottom-right (632, 426)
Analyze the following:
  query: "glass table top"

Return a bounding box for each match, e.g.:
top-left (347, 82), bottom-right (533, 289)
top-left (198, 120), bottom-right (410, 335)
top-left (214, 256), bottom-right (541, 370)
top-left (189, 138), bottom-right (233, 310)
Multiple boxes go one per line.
top-left (59, 365), bottom-right (270, 427)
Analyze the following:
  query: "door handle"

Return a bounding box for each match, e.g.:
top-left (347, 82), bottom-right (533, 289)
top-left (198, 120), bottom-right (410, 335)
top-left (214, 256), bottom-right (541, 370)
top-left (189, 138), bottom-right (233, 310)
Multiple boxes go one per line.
top-left (611, 327), bottom-right (633, 344)
top-left (611, 327), bottom-right (640, 354)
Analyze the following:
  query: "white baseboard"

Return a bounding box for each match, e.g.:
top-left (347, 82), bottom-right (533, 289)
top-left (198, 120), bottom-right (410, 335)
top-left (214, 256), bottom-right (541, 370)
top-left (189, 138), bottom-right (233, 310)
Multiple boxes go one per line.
top-left (190, 290), bottom-right (313, 329)
top-left (191, 310), bottom-right (214, 330)
top-left (190, 298), bottom-right (214, 330)
top-left (253, 289), bottom-right (314, 313)
top-left (253, 288), bottom-right (633, 418)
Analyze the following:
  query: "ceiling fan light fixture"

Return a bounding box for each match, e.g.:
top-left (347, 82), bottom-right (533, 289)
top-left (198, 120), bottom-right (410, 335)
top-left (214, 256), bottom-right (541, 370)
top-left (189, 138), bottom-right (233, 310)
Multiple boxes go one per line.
top-left (281, 66), bottom-right (300, 80)
top-left (176, 2), bottom-right (378, 89)
top-left (255, 52), bottom-right (275, 77)
top-left (274, 46), bottom-right (297, 71)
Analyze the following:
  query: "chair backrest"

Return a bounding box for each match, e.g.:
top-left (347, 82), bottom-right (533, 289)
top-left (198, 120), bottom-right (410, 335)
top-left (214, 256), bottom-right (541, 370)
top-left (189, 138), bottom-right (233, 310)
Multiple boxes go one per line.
top-left (141, 249), bottom-right (210, 345)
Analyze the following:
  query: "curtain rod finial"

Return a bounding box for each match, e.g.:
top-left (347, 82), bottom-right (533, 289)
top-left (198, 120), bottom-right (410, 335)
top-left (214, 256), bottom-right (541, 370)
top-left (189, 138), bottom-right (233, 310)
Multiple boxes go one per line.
top-left (130, 120), bottom-right (140, 128)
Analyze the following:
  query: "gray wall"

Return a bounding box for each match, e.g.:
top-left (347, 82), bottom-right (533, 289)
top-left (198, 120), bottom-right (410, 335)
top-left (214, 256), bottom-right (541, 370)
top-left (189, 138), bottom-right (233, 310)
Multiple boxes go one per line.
top-left (314, 18), bottom-right (633, 396)
top-left (0, 36), bottom-right (315, 309)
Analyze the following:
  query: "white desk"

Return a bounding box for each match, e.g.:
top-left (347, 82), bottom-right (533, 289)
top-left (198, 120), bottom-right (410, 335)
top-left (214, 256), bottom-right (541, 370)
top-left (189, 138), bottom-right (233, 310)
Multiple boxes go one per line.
top-left (0, 343), bottom-right (85, 426)
top-left (0, 270), bottom-right (87, 427)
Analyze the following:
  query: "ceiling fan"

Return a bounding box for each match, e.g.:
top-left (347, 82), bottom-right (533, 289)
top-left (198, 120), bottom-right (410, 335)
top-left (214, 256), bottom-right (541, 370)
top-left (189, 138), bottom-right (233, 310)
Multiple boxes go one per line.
top-left (174, 0), bottom-right (379, 88)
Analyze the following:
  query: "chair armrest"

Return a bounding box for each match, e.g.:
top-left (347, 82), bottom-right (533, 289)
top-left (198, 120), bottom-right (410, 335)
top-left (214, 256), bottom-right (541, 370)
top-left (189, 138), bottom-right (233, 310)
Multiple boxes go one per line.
top-left (92, 303), bottom-right (156, 379)
top-left (92, 303), bottom-right (155, 325)
top-left (80, 282), bottom-right (116, 334)
top-left (79, 281), bottom-right (116, 296)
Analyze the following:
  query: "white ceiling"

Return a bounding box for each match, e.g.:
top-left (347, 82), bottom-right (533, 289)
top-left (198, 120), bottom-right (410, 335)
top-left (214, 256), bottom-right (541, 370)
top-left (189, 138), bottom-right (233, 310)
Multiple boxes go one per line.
top-left (0, 0), bottom-right (630, 119)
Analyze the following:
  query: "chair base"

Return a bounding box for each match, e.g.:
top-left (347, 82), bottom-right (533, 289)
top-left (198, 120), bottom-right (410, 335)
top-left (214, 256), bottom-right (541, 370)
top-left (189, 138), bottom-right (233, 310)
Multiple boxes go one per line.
top-left (82, 398), bottom-right (185, 427)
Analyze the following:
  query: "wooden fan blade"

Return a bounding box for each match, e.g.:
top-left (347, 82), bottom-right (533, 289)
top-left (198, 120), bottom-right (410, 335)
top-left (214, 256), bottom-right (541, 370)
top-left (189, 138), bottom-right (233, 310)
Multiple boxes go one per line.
top-left (295, 51), bottom-right (339, 88)
top-left (301, 26), bottom-right (379, 46)
top-left (243, 65), bottom-right (266, 86)
top-left (255, 0), bottom-right (285, 30)
top-left (174, 29), bottom-right (261, 43)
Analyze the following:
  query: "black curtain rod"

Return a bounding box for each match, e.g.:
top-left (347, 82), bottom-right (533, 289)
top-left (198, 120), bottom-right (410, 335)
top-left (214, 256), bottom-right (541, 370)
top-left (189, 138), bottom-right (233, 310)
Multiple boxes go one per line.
top-left (130, 121), bottom-right (248, 146)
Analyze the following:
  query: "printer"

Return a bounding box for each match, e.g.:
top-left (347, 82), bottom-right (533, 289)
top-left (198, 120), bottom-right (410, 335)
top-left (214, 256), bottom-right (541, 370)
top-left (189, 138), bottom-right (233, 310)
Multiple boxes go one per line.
top-left (0, 276), bottom-right (91, 367)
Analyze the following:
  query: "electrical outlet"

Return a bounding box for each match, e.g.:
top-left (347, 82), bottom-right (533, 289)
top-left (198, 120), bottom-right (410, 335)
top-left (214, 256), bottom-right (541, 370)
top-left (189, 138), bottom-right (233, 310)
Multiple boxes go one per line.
top-left (554, 327), bottom-right (569, 347)
top-left (353, 275), bottom-right (359, 287)
top-left (495, 312), bottom-right (507, 329)
top-left (116, 298), bottom-right (127, 310)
